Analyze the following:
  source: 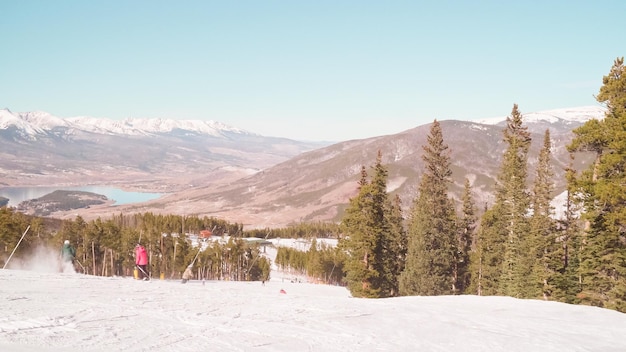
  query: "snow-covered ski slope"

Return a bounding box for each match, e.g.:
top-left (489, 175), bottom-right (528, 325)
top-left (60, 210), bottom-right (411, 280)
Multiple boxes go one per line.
top-left (1, 239), bottom-right (625, 352)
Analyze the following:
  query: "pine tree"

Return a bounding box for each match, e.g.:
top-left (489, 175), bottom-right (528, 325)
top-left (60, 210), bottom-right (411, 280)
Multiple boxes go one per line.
top-left (470, 203), bottom-right (505, 295)
top-left (369, 151), bottom-right (401, 297)
top-left (456, 178), bottom-right (476, 294)
top-left (550, 163), bottom-right (583, 304)
top-left (473, 104), bottom-right (531, 297)
top-left (340, 151), bottom-right (403, 298)
top-left (399, 120), bottom-right (458, 295)
top-left (567, 57), bottom-right (626, 312)
top-left (383, 194), bottom-right (407, 296)
top-left (527, 130), bottom-right (557, 299)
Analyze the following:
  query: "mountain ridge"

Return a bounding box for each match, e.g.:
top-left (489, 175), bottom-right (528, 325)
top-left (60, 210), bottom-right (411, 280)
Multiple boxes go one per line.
top-left (1, 105), bottom-right (608, 141)
top-left (1, 108), bottom-right (255, 138)
top-left (473, 105), bottom-right (606, 126)
top-left (0, 108), bottom-right (327, 196)
top-left (0, 106), bottom-right (606, 228)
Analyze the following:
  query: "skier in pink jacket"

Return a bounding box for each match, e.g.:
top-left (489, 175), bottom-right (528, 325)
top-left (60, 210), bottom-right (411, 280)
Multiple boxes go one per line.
top-left (135, 244), bottom-right (149, 280)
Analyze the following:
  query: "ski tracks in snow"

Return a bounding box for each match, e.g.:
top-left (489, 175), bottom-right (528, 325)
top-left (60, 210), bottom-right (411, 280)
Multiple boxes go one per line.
top-left (3, 269), bottom-right (626, 351)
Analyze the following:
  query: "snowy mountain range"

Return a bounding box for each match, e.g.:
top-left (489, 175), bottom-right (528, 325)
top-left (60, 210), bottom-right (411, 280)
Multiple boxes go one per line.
top-left (0, 108), bottom-right (252, 139)
top-left (475, 105), bottom-right (606, 126)
top-left (0, 106), bottom-right (607, 227)
top-left (0, 108), bottom-right (326, 199)
top-left (1, 105), bottom-right (608, 140)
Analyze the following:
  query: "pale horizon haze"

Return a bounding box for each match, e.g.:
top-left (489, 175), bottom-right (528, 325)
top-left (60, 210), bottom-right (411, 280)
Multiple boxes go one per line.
top-left (1, 1), bottom-right (624, 141)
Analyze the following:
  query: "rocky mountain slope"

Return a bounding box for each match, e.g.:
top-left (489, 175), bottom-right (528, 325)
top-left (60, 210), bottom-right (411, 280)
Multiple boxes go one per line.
top-left (138, 111), bottom-right (599, 227)
top-left (0, 106), bottom-right (605, 228)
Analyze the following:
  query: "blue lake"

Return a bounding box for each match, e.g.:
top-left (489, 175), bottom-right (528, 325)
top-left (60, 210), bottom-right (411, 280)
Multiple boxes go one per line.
top-left (0, 186), bottom-right (163, 207)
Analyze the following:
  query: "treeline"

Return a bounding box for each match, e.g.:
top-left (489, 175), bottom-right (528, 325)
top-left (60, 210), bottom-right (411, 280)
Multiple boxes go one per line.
top-left (0, 203), bottom-right (345, 283)
top-left (338, 57), bottom-right (626, 313)
top-left (0, 210), bottom-right (271, 282)
top-left (245, 221), bottom-right (341, 239)
top-left (274, 239), bottom-right (344, 285)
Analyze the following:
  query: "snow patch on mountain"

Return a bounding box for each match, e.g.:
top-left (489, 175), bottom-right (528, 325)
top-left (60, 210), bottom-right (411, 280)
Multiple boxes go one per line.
top-left (475, 106), bottom-right (607, 125)
top-left (64, 116), bottom-right (253, 137)
top-left (0, 109), bottom-right (254, 138)
top-left (19, 111), bottom-right (70, 129)
top-left (0, 108), bottom-right (45, 137)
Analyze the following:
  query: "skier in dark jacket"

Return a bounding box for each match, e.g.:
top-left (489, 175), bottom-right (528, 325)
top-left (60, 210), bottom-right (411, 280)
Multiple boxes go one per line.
top-left (61, 240), bottom-right (75, 264)
top-left (60, 240), bottom-right (76, 273)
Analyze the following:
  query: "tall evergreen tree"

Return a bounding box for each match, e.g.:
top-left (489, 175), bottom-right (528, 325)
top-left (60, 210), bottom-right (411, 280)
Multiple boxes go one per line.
top-left (472, 104), bottom-right (531, 297)
top-left (550, 163), bottom-right (583, 304)
top-left (383, 194), bottom-right (407, 296)
top-left (567, 57), bottom-right (626, 312)
top-left (527, 129), bottom-right (557, 299)
top-left (399, 120), bottom-right (458, 295)
top-left (469, 203), bottom-right (504, 295)
top-left (456, 178), bottom-right (476, 294)
top-left (370, 151), bottom-right (405, 297)
top-left (340, 151), bottom-right (403, 298)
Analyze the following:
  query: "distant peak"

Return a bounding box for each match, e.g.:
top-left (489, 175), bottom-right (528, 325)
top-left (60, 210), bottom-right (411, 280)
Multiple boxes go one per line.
top-left (474, 106), bottom-right (606, 125)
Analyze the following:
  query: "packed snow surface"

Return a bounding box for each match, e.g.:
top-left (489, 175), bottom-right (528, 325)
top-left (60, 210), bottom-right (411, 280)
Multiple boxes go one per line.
top-left (1, 241), bottom-right (625, 352)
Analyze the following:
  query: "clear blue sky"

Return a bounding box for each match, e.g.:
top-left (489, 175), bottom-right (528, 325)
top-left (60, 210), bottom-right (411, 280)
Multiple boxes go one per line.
top-left (1, 1), bottom-right (624, 141)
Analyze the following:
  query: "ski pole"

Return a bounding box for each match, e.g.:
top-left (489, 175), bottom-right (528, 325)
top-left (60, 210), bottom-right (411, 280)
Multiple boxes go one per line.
top-left (75, 259), bottom-right (86, 273)
top-left (3, 226), bottom-right (30, 269)
top-left (190, 247), bottom-right (202, 267)
top-left (136, 264), bottom-right (149, 278)
top-left (190, 225), bottom-right (216, 267)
